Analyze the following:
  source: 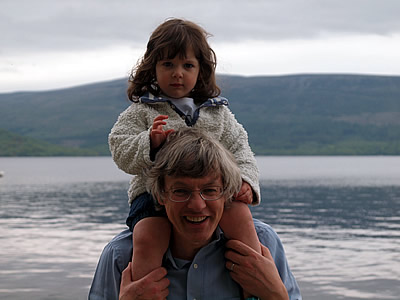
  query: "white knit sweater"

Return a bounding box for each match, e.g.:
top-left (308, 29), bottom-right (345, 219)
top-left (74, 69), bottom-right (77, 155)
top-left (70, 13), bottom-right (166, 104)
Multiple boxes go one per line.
top-left (109, 97), bottom-right (260, 205)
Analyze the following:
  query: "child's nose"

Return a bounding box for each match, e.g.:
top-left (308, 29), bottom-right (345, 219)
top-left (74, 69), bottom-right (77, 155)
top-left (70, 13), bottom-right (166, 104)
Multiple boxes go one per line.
top-left (172, 66), bottom-right (183, 78)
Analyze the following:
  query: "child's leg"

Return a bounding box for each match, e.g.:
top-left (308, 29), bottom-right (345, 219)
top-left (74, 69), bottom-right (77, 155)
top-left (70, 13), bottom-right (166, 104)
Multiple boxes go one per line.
top-left (131, 216), bottom-right (171, 280)
top-left (219, 201), bottom-right (261, 299)
top-left (219, 201), bottom-right (261, 254)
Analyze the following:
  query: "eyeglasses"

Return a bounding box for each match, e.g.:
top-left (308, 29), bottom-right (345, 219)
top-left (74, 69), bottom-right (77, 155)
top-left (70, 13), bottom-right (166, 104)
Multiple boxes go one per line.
top-left (164, 186), bottom-right (224, 202)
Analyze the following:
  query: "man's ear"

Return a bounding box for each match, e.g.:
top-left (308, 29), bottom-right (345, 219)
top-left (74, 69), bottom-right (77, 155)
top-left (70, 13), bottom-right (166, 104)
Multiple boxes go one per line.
top-left (155, 192), bottom-right (165, 206)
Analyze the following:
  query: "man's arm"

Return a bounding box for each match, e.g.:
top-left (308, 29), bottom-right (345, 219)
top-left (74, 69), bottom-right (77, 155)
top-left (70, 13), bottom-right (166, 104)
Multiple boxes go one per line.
top-left (224, 219), bottom-right (302, 300)
top-left (254, 220), bottom-right (301, 299)
top-left (225, 240), bottom-right (289, 300)
top-left (88, 230), bottom-right (133, 300)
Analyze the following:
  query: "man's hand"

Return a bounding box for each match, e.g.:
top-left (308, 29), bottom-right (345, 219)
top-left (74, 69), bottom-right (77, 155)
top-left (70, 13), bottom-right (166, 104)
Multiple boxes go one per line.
top-left (225, 240), bottom-right (289, 300)
top-left (150, 115), bottom-right (174, 150)
top-left (119, 262), bottom-right (170, 300)
top-left (234, 181), bottom-right (253, 204)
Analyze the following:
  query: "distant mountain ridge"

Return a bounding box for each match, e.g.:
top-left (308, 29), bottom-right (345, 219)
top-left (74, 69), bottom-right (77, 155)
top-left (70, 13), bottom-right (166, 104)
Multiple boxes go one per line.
top-left (0, 74), bottom-right (399, 156)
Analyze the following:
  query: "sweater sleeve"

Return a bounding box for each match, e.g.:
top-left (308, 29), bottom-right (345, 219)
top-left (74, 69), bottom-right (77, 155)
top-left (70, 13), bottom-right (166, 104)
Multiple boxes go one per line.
top-left (108, 104), bottom-right (153, 175)
top-left (219, 106), bottom-right (261, 204)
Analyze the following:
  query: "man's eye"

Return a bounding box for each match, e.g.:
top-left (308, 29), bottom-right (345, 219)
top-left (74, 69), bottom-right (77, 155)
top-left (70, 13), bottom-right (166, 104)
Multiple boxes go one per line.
top-left (172, 189), bottom-right (190, 196)
top-left (202, 188), bottom-right (219, 195)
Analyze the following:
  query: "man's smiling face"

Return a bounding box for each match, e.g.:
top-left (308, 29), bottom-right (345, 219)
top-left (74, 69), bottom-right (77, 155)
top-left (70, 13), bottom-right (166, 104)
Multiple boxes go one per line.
top-left (158, 174), bottom-right (225, 259)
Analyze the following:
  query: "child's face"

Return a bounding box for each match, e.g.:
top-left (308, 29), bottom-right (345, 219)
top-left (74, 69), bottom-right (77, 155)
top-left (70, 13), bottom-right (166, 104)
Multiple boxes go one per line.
top-left (156, 47), bottom-right (199, 99)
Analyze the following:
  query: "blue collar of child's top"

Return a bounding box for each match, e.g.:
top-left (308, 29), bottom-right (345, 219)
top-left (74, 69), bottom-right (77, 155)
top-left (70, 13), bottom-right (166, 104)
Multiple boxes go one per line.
top-left (137, 92), bottom-right (229, 108)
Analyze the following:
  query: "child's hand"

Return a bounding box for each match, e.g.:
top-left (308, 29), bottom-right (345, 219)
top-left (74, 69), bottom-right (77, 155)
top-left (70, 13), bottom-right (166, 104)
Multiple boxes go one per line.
top-left (234, 181), bottom-right (253, 204)
top-left (150, 115), bottom-right (175, 149)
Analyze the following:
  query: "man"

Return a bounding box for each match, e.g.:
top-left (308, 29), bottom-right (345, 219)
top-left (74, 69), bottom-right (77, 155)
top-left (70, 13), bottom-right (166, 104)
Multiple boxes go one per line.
top-left (89, 128), bottom-right (301, 300)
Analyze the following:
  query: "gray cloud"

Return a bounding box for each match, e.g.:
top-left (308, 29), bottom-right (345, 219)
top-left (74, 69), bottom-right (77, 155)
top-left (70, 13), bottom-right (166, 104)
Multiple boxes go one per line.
top-left (2, 0), bottom-right (400, 54)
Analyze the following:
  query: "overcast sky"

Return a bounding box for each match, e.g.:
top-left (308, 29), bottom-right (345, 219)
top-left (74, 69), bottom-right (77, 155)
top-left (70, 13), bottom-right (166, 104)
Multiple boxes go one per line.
top-left (1, 0), bottom-right (400, 93)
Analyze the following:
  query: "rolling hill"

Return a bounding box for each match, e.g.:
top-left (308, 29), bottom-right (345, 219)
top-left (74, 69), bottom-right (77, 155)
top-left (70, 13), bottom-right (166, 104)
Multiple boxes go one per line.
top-left (0, 74), bottom-right (399, 156)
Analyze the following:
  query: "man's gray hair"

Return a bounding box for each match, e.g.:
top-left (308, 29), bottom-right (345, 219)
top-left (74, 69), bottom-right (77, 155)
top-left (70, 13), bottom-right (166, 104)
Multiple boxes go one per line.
top-left (146, 128), bottom-right (242, 204)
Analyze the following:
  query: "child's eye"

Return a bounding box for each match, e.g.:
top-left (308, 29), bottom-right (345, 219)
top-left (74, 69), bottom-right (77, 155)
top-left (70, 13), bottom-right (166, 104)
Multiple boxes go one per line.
top-left (162, 62), bottom-right (173, 67)
top-left (184, 63), bottom-right (195, 69)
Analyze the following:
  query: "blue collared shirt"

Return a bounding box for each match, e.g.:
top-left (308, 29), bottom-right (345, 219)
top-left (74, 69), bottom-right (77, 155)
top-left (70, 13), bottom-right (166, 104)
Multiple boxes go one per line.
top-left (89, 219), bottom-right (302, 300)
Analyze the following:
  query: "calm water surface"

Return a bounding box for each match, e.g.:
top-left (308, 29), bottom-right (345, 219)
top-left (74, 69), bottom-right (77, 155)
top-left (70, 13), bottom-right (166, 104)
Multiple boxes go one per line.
top-left (0, 156), bottom-right (399, 300)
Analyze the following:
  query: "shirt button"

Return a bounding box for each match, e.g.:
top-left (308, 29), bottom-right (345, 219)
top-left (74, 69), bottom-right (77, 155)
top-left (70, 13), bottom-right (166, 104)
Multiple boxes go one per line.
top-left (193, 263), bottom-right (198, 269)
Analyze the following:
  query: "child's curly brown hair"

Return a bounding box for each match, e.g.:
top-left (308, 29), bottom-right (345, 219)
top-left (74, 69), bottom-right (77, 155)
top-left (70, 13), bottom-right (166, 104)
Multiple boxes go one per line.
top-left (127, 18), bottom-right (220, 103)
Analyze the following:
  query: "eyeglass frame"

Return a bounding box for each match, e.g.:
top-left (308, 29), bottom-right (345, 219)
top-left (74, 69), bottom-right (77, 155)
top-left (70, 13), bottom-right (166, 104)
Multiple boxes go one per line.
top-left (162, 186), bottom-right (225, 202)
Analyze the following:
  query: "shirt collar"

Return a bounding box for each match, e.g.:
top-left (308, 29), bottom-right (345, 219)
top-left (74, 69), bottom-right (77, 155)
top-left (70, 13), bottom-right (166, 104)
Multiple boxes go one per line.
top-left (164, 226), bottom-right (226, 270)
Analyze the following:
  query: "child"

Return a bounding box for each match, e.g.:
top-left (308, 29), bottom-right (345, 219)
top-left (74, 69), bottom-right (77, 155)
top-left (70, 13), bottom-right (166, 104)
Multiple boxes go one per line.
top-left (109, 18), bottom-right (261, 297)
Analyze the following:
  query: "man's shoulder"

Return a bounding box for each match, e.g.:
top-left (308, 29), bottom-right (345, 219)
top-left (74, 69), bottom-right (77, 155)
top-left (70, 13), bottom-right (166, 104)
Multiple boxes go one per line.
top-left (253, 218), bottom-right (278, 237)
top-left (101, 229), bottom-right (133, 265)
top-left (107, 228), bottom-right (132, 248)
top-left (89, 229), bottom-right (133, 300)
top-left (253, 219), bottom-right (284, 254)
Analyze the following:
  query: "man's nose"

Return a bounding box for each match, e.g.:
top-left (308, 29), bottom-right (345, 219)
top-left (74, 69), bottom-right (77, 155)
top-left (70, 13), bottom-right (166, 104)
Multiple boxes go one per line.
top-left (186, 191), bottom-right (206, 210)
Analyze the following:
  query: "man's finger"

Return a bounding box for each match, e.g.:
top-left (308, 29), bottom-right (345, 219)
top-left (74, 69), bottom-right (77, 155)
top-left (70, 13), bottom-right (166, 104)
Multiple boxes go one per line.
top-left (146, 267), bottom-right (168, 282)
top-left (159, 287), bottom-right (169, 299)
top-left (121, 262), bottom-right (132, 282)
top-left (261, 244), bottom-right (273, 259)
top-left (225, 239), bottom-right (253, 255)
top-left (225, 239), bottom-right (254, 266)
top-left (156, 277), bottom-right (170, 290)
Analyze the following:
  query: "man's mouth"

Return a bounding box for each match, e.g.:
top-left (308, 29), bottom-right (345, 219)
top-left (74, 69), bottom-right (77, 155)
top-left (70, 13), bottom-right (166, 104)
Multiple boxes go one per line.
top-left (185, 216), bottom-right (208, 223)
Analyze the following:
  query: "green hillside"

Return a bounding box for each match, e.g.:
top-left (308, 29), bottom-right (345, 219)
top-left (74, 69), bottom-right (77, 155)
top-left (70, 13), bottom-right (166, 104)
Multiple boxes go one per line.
top-left (0, 79), bottom-right (128, 156)
top-left (0, 74), bottom-right (399, 156)
top-left (0, 128), bottom-right (97, 156)
top-left (219, 74), bottom-right (400, 154)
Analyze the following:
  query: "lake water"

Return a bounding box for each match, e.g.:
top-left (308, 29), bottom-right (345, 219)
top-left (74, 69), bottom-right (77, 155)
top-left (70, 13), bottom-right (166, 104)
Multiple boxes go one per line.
top-left (0, 156), bottom-right (399, 300)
